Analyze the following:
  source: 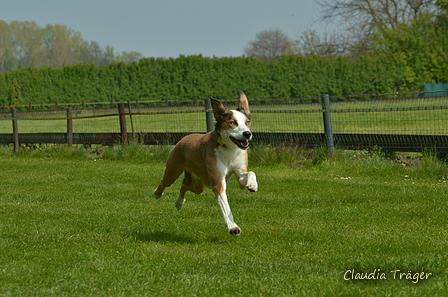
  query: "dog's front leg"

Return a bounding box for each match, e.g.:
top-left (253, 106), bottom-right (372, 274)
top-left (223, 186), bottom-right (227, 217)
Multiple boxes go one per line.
top-left (214, 183), bottom-right (241, 236)
top-left (237, 171), bottom-right (258, 192)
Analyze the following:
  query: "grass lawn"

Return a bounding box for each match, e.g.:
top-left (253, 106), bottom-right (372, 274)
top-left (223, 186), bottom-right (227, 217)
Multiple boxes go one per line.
top-left (0, 145), bottom-right (447, 296)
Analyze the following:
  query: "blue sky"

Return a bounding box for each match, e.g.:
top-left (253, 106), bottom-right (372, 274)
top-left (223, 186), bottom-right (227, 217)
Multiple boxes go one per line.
top-left (2, 0), bottom-right (323, 58)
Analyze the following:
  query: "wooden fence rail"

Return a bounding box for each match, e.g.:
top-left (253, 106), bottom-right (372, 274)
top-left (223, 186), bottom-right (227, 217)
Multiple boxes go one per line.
top-left (1, 97), bottom-right (448, 153)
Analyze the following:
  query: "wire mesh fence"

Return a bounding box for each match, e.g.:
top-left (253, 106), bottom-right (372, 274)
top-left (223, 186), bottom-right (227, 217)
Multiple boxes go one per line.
top-left (329, 97), bottom-right (448, 135)
top-left (1, 91), bottom-right (448, 152)
top-left (131, 108), bottom-right (206, 133)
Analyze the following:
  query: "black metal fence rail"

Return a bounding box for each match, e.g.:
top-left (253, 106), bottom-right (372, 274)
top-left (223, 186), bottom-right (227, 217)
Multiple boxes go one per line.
top-left (1, 132), bottom-right (447, 153)
top-left (1, 93), bottom-right (448, 153)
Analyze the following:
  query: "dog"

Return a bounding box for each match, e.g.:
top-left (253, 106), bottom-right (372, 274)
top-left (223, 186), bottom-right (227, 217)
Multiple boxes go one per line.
top-left (153, 90), bottom-right (258, 235)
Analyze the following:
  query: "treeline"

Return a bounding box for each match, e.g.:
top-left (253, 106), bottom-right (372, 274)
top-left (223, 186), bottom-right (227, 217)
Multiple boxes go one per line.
top-left (0, 20), bottom-right (143, 72)
top-left (0, 54), bottom-right (416, 106)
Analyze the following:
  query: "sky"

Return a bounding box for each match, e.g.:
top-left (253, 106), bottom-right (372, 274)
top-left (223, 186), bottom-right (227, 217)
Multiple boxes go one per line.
top-left (2, 0), bottom-right (324, 59)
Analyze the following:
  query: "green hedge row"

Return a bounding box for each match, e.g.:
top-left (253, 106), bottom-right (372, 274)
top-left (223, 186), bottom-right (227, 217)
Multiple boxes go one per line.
top-left (0, 55), bottom-right (406, 106)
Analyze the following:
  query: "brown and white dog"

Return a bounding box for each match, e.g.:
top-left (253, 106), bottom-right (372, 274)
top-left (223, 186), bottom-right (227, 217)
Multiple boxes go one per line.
top-left (153, 90), bottom-right (258, 235)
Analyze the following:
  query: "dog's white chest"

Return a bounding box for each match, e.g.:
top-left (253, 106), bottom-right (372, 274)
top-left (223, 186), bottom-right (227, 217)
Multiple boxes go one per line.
top-left (215, 146), bottom-right (244, 177)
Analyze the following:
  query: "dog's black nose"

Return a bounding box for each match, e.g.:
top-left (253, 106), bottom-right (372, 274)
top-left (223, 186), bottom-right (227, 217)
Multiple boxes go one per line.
top-left (243, 131), bottom-right (252, 139)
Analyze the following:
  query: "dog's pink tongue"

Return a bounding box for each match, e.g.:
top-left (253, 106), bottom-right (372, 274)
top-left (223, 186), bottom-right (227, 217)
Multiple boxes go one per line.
top-left (239, 139), bottom-right (249, 147)
top-left (230, 137), bottom-right (249, 148)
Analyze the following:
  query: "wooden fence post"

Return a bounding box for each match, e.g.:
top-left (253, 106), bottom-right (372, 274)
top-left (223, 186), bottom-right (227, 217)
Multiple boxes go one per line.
top-left (205, 97), bottom-right (214, 132)
top-left (118, 103), bottom-right (128, 146)
top-left (67, 108), bottom-right (73, 148)
top-left (127, 100), bottom-right (135, 140)
top-left (12, 109), bottom-right (19, 152)
top-left (322, 94), bottom-right (335, 155)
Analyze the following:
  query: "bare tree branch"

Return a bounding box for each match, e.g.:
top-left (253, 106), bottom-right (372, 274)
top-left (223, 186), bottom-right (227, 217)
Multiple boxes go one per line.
top-left (315, 0), bottom-right (438, 56)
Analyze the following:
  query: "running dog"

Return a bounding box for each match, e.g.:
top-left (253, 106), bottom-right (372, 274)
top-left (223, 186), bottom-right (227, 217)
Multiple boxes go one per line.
top-left (153, 90), bottom-right (258, 235)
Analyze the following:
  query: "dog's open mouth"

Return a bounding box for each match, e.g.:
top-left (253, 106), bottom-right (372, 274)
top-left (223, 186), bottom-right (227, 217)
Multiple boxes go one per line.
top-left (230, 137), bottom-right (250, 149)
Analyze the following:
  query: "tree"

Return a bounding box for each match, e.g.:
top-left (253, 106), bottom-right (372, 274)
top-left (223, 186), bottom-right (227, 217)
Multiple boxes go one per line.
top-left (0, 48), bottom-right (18, 72)
top-left (436, 0), bottom-right (448, 24)
top-left (44, 24), bottom-right (84, 67)
top-left (316, 0), bottom-right (439, 57)
top-left (116, 51), bottom-right (144, 64)
top-left (0, 20), bottom-right (18, 71)
top-left (374, 12), bottom-right (448, 88)
top-left (103, 46), bottom-right (116, 65)
top-left (78, 41), bottom-right (103, 65)
top-left (0, 20), bottom-right (145, 71)
top-left (297, 29), bottom-right (348, 57)
top-left (317, 0), bottom-right (437, 31)
top-left (9, 20), bottom-right (47, 68)
top-left (244, 29), bottom-right (297, 60)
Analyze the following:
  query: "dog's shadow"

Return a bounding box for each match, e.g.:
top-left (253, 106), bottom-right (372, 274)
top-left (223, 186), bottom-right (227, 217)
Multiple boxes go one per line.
top-left (132, 231), bottom-right (197, 244)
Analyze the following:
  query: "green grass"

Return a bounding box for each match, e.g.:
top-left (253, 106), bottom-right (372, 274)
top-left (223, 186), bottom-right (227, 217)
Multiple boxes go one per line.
top-left (1, 144), bottom-right (447, 296)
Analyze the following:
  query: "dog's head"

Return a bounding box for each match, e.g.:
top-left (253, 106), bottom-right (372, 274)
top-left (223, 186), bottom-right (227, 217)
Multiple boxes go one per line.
top-left (210, 90), bottom-right (252, 150)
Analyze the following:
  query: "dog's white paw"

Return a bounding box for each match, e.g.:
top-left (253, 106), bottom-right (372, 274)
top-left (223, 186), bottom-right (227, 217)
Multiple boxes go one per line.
top-left (246, 180), bottom-right (258, 192)
top-left (229, 226), bottom-right (242, 236)
top-left (175, 196), bottom-right (185, 210)
top-left (246, 172), bottom-right (258, 192)
top-left (153, 189), bottom-right (163, 199)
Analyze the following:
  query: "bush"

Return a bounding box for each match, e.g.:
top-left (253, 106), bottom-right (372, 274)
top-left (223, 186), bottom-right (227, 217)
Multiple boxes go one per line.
top-left (1, 55), bottom-right (406, 107)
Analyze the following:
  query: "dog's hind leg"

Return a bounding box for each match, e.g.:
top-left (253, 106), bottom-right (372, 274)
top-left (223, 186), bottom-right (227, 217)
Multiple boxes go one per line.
top-left (175, 188), bottom-right (187, 210)
top-left (153, 162), bottom-right (184, 199)
top-left (175, 172), bottom-right (206, 210)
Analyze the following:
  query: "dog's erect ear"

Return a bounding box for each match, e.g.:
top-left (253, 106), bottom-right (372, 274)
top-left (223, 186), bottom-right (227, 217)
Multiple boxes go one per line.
top-left (209, 96), bottom-right (227, 119)
top-left (236, 90), bottom-right (250, 119)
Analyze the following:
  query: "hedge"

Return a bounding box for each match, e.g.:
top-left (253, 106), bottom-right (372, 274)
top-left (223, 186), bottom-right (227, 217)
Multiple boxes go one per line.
top-left (0, 55), bottom-right (407, 106)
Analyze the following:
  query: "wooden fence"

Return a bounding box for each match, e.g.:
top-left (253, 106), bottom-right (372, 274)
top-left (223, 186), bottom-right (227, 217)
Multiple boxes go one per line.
top-left (1, 95), bottom-right (448, 153)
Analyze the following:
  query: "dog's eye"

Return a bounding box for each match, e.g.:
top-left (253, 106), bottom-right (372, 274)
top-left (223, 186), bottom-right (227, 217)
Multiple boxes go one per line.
top-left (246, 121), bottom-right (250, 125)
top-left (230, 121), bottom-right (237, 126)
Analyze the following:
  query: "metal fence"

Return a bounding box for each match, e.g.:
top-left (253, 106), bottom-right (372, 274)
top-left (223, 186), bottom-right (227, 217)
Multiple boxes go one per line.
top-left (1, 91), bottom-right (448, 152)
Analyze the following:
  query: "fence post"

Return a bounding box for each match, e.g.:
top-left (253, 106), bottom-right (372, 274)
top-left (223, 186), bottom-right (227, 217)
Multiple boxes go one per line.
top-left (127, 100), bottom-right (135, 140)
top-left (67, 108), bottom-right (73, 148)
top-left (321, 94), bottom-right (335, 155)
top-left (12, 109), bottom-right (19, 152)
top-left (118, 103), bottom-right (128, 146)
top-left (205, 97), bottom-right (214, 132)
